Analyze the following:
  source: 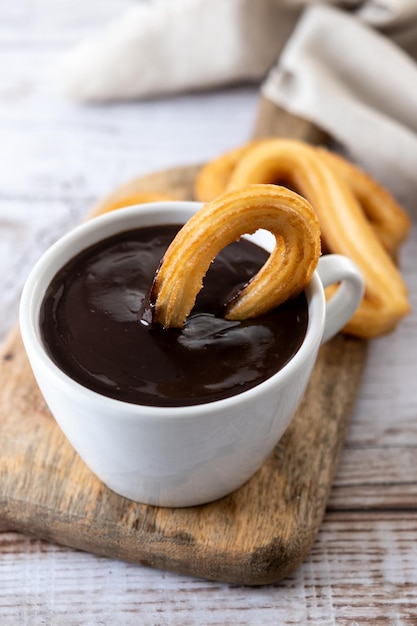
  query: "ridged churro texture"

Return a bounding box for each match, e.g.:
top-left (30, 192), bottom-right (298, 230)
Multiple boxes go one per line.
top-left (194, 139), bottom-right (411, 338)
top-left (152, 184), bottom-right (321, 329)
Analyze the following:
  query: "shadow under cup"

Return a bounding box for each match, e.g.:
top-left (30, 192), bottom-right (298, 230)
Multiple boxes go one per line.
top-left (19, 202), bottom-right (363, 507)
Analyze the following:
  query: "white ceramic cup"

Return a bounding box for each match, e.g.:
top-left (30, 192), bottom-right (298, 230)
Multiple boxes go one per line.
top-left (20, 202), bottom-right (364, 507)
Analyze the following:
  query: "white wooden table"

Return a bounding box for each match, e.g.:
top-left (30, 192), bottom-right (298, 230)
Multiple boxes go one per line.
top-left (1, 2), bottom-right (416, 623)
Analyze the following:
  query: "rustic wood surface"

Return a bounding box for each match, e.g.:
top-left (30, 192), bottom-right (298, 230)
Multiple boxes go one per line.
top-left (1, 0), bottom-right (417, 622)
top-left (0, 154), bottom-right (367, 586)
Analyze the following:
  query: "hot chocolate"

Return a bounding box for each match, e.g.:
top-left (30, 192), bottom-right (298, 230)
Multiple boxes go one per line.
top-left (40, 225), bottom-right (308, 407)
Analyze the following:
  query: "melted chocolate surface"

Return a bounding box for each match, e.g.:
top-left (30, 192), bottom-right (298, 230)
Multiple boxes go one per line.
top-left (40, 225), bottom-right (308, 407)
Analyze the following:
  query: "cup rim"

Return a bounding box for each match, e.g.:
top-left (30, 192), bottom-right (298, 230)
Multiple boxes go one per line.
top-left (19, 201), bottom-right (326, 421)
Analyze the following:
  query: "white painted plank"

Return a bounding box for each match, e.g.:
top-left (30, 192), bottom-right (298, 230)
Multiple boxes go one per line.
top-left (1, 515), bottom-right (417, 625)
top-left (1, 0), bottom-right (417, 622)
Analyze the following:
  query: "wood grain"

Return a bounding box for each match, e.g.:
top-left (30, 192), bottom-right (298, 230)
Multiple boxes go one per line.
top-left (1, 0), bottom-right (416, 620)
top-left (0, 101), bottom-right (370, 585)
top-left (253, 98), bottom-right (329, 145)
top-left (2, 512), bottom-right (417, 624)
top-left (0, 331), bottom-right (366, 587)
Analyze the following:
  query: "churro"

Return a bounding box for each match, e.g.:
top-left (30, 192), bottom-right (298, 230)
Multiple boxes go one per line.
top-left (317, 147), bottom-right (410, 258)
top-left (152, 184), bottom-right (321, 329)
top-left (196, 138), bottom-right (410, 337)
top-left (91, 191), bottom-right (173, 218)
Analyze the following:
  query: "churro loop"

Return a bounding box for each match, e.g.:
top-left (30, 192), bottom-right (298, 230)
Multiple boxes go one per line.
top-left (224, 139), bottom-right (410, 338)
top-left (317, 147), bottom-right (410, 258)
top-left (194, 139), bottom-right (410, 257)
top-left (152, 184), bottom-right (321, 329)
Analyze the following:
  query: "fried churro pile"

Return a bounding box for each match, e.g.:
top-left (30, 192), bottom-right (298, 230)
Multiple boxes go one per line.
top-left (193, 139), bottom-right (411, 338)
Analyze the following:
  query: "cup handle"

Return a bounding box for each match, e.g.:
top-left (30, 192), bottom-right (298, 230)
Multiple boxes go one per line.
top-left (317, 254), bottom-right (364, 344)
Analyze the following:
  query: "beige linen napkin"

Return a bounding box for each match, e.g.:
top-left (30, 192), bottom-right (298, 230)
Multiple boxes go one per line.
top-left (263, 3), bottom-right (417, 209)
top-left (58, 0), bottom-right (417, 207)
top-left (58, 0), bottom-right (417, 102)
top-left (58, 0), bottom-right (301, 102)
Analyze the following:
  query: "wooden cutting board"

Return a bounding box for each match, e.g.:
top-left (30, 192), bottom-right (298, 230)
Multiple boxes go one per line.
top-left (0, 100), bottom-right (368, 585)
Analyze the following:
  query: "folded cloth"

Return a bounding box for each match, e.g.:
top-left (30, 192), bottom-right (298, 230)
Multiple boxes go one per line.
top-left (356, 0), bottom-right (417, 26)
top-left (57, 0), bottom-right (417, 208)
top-left (263, 3), bottom-right (417, 210)
top-left (58, 0), bottom-right (301, 102)
top-left (58, 0), bottom-right (417, 103)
